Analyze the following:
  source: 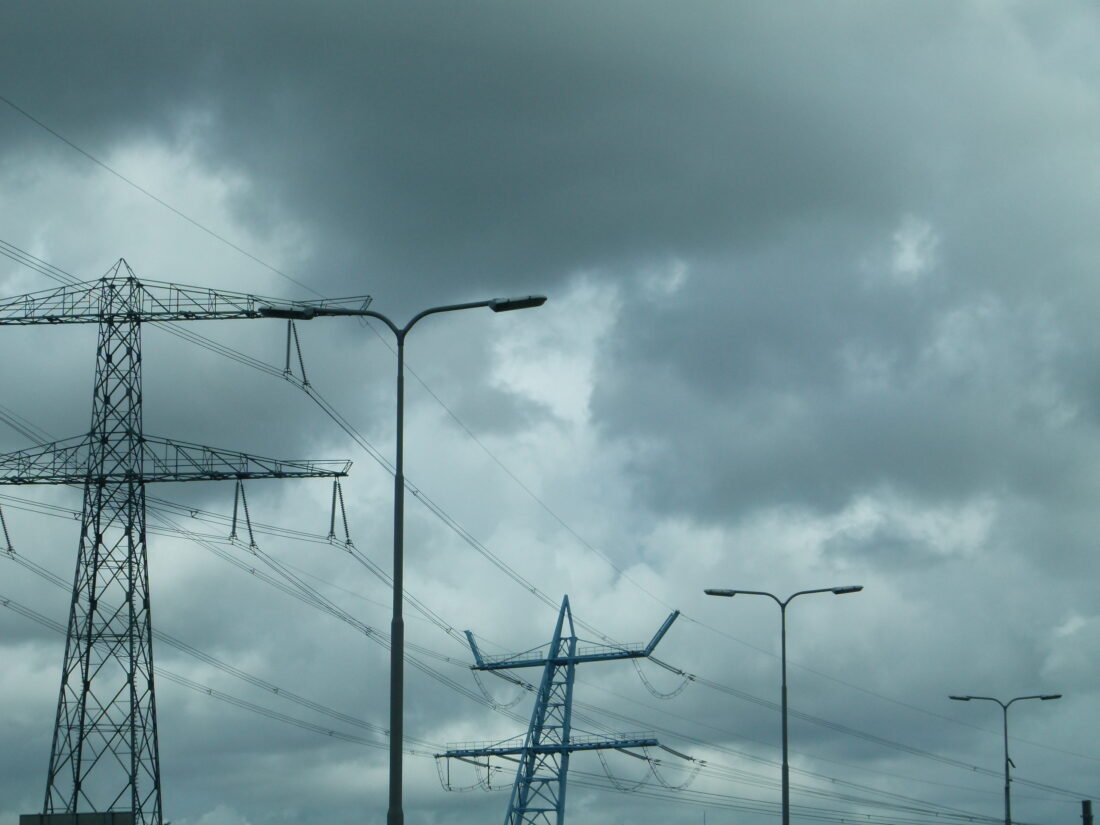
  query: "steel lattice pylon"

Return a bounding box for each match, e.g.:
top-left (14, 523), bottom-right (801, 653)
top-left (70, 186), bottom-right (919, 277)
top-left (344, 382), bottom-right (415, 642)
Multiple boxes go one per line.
top-left (0, 262), bottom-right (365, 824)
top-left (49, 278), bottom-right (160, 818)
top-left (441, 596), bottom-right (678, 825)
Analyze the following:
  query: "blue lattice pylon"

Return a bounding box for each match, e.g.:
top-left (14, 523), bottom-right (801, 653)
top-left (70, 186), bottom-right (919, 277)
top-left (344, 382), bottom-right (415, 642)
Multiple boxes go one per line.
top-left (441, 596), bottom-right (678, 825)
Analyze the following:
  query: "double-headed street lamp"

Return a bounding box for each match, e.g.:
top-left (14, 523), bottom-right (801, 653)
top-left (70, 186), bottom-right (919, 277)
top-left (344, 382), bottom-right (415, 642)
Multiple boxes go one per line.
top-left (261, 295), bottom-right (546, 825)
top-left (949, 693), bottom-right (1062, 825)
top-left (704, 585), bottom-right (863, 825)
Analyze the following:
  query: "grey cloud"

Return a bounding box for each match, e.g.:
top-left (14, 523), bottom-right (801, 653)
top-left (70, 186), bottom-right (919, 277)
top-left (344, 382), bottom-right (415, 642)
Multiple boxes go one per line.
top-left (3, 3), bottom-right (1100, 824)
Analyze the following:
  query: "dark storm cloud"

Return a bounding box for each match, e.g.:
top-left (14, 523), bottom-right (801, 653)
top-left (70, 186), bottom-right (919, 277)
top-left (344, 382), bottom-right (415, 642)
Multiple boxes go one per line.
top-left (11, 0), bottom-right (1096, 504)
top-left (3, 3), bottom-right (1100, 824)
top-left (4, 1), bottom-right (957, 303)
top-left (595, 255), bottom-right (1088, 515)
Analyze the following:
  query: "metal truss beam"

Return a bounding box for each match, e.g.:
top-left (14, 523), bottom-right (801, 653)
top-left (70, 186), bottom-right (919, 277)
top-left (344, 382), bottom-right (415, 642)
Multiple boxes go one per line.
top-left (0, 275), bottom-right (369, 326)
top-left (0, 435), bottom-right (349, 484)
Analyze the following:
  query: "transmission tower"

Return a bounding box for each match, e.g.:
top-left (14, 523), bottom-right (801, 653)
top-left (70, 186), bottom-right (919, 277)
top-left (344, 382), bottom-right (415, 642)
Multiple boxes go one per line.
top-left (440, 596), bottom-right (679, 825)
top-left (0, 262), bottom-right (363, 825)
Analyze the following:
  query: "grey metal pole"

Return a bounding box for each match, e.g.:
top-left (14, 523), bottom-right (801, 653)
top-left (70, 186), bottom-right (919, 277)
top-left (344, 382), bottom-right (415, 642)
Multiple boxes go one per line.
top-left (1002, 701), bottom-right (1010, 825)
top-left (780, 600), bottom-right (790, 825)
top-left (388, 329), bottom-right (406, 825)
top-left (259, 295), bottom-right (545, 825)
top-left (703, 585), bottom-right (861, 825)
top-left (948, 693), bottom-right (1061, 825)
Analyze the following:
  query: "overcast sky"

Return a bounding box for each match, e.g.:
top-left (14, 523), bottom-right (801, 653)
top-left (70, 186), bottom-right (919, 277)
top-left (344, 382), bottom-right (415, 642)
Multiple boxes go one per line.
top-left (1, 2), bottom-right (1099, 824)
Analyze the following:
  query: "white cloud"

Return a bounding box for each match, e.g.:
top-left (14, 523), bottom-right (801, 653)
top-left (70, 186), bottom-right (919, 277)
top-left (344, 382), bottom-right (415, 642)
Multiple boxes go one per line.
top-left (489, 276), bottom-right (621, 425)
top-left (184, 804), bottom-right (255, 825)
top-left (890, 214), bottom-right (938, 284)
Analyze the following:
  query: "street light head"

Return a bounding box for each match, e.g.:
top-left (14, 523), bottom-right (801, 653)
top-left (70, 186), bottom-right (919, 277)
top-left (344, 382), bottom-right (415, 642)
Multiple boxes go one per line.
top-left (949, 695), bottom-right (971, 701)
top-left (1040, 694), bottom-right (1062, 701)
top-left (831, 585), bottom-right (863, 595)
top-left (258, 306), bottom-right (316, 320)
top-left (489, 295), bottom-right (547, 312)
top-left (704, 589), bottom-right (736, 598)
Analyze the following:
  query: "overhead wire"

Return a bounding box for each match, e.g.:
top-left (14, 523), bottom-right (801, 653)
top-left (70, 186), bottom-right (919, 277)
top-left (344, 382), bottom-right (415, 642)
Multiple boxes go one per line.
top-left (0, 121), bottom-right (1094, 780)
top-left (2, 93), bottom-right (1093, 822)
top-left (0, 547), bottom-right (1026, 825)
top-left (3, 504), bottom-right (1084, 817)
top-left (5, 585), bottom-right (965, 823)
top-left (0, 94), bottom-right (320, 296)
top-left (6, 477), bottom-right (1091, 808)
top-left (0, 494), bottom-right (1038, 819)
top-left (2, 236), bottom-right (1091, 770)
top-left (0, 243), bottom-right (1095, 807)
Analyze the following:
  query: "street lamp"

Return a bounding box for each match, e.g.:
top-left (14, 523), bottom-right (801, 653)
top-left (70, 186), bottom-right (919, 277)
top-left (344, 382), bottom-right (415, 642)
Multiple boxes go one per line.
top-left (704, 586), bottom-right (863, 825)
top-left (261, 294), bottom-right (546, 825)
top-left (949, 693), bottom-right (1062, 825)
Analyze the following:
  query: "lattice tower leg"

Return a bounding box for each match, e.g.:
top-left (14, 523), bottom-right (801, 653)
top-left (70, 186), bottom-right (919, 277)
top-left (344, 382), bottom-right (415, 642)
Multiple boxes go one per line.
top-left (505, 606), bottom-right (578, 825)
top-left (44, 278), bottom-right (162, 823)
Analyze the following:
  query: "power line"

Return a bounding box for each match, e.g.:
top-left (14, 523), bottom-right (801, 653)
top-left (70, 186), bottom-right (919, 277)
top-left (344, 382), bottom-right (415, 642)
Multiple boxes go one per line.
top-left (0, 94), bottom-right (321, 296)
top-left (1, 237), bottom-right (1090, 772)
top-left (4, 509), bottom-right (1088, 816)
top-left (0, 242), bottom-right (1095, 804)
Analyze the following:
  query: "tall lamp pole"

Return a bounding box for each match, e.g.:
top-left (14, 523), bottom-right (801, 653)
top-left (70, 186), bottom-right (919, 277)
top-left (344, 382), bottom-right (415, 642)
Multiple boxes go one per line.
top-left (949, 693), bottom-right (1062, 825)
top-left (261, 294), bottom-right (546, 825)
top-left (704, 585), bottom-right (863, 825)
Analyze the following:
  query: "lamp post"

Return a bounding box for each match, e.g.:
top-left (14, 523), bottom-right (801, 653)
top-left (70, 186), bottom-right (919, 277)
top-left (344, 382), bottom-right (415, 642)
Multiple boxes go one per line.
top-left (949, 693), bottom-right (1062, 825)
top-left (704, 585), bottom-right (863, 825)
top-left (261, 294), bottom-right (546, 825)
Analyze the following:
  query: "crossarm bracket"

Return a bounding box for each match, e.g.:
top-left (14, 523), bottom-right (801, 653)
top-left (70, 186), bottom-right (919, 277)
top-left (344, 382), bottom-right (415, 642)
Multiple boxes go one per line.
top-left (0, 434), bottom-right (350, 484)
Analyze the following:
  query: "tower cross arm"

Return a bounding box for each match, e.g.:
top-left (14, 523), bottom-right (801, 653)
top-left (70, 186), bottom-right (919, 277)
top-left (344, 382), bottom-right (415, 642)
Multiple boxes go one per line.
top-left (0, 275), bottom-right (370, 325)
top-left (142, 436), bottom-right (351, 481)
top-left (441, 734), bottom-right (659, 759)
top-left (0, 434), bottom-right (350, 483)
top-left (466, 610), bottom-right (680, 670)
top-left (0, 435), bottom-right (90, 484)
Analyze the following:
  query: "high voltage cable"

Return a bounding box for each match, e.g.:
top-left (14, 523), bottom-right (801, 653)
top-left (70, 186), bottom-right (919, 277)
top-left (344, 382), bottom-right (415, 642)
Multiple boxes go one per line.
top-left (0, 95), bottom-right (320, 296)
top-left (1, 434), bottom-right (1093, 802)
top-left (0, 453), bottom-right (1094, 802)
top-left (7, 589), bottom-right (974, 823)
top-left (0, 513), bottom-right (1036, 819)
top-left (1, 235), bottom-right (1092, 768)
top-left (0, 590), bottom-right (432, 755)
top-left (4, 592), bottom-right (1007, 825)
top-left (464, 760), bottom-right (1020, 825)
top-left (1, 241), bottom-right (1096, 803)
top-left (0, 199), bottom-right (1094, 782)
top-left (3, 521), bottom-right (1082, 817)
top-left (1, 525), bottom-right (511, 728)
top-left (1, 584), bottom-right (1015, 825)
top-left (571, 671), bottom-right (1036, 805)
top-left (1, 238), bottom-right (610, 638)
top-left (8, 485), bottom-right (1093, 805)
top-left (0, 117), bottom-right (1089, 815)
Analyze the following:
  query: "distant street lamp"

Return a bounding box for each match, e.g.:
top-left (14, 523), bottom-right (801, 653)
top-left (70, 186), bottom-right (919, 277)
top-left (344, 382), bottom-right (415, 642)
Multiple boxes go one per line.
top-left (949, 693), bottom-right (1062, 825)
top-left (704, 586), bottom-right (862, 825)
top-left (261, 294), bottom-right (546, 825)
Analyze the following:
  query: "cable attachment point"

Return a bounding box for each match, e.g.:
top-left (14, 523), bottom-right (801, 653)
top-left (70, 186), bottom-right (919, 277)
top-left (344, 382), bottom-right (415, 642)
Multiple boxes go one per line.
top-left (0, 504), bottom-right (13, 554)
top-left (230, 480), bottom-right (257, 549)
top-left (328, 479), bottom-right (354, 547)
top-left (283, 320), bottom-right (310, 387)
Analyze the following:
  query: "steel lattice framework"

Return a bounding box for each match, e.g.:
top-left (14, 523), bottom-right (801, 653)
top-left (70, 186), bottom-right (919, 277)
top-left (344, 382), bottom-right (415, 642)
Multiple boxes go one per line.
top-left (441, 596), bottom-right (678, 825)
top-left (0, 262), bottom-right (364, 824)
